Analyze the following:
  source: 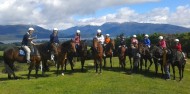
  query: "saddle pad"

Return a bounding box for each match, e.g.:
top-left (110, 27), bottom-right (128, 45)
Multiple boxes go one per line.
top-left (19, 49), bottom-right (25, 56)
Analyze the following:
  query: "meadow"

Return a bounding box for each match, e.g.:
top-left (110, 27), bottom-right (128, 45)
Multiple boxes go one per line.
top-left (0, 51), bottom-right (190, 94)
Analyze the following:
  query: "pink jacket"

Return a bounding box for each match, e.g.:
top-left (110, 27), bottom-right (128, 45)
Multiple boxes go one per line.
top-left (75, 35), bottom-right (80, 45)
top-left (159, 40), bottom-right (166, 49)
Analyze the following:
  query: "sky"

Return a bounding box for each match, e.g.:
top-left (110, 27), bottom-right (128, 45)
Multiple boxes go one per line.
top-left (0, 0), bottom-right (190, 30)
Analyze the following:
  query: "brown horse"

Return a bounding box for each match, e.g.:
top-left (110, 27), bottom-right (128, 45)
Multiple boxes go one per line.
top-left (103, 39), bottom-right (115, 68)
top-left (56, 40), bottom-right (76, 76)
top-left (3, 45), bottom-right (41, 79)
top-left (92, 38), bottom-right (103, 74)
top-left (118, 45), bottom-right (126, 69)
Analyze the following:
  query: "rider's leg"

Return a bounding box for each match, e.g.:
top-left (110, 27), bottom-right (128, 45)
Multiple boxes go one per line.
top-left (23, 46), bottom-right (31, 63)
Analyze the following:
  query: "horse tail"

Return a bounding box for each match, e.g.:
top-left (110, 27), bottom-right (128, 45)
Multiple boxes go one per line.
top-left (3, 58), bottom-right (14, 75)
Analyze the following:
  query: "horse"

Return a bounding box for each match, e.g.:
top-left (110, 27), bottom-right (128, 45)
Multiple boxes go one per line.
top-left (167, 48), bottom-right (186, 80)
top-left (92, 38), bottom-right (103, 74)
top-left (3, 44), bottom-right (41, 79)
top-left (77, 40), bottom-right (88, 71)
top-left (103, 39), bottom-right (115, 68)
top-left (118, 45), bottom-right (126, 69)
top-left (56, 40), bottom-right (76, 76)
top-left (125, 46), bottom-right (133, 70)
top-left (138, 42), bottom-right (153, 71)
top-left (64, 40), bottom-right (88, 72)
top-left (150, 45), bottom-right (164, 76)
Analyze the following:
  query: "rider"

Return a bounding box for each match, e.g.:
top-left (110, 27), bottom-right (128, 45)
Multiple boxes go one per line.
top-left (119, 35), bottom-right (126, 47)
top-left (74, 30), bottom-right (81, 57)
top-left (131, 35), bottom-right (138, 56)
top-left (95, 29), bottom-right (105, 46)
top-left (22, 27), bottom-right (35, 64)
top-left (74, 30), bottom-right (81, 49)
top-left (104, 34), bottom-right (111, 56)
top-left (158, 36), bottom-right (170, 80)
top-left (174, 39), bottom-right (184, 61)
top-left (49, 28), bottom-right (59, 61)
top-left (143, 34), bottom-right (151, 48)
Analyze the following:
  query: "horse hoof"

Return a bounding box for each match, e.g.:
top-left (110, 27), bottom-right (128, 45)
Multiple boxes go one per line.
top-left (62, 73), bottom-right (64, 76)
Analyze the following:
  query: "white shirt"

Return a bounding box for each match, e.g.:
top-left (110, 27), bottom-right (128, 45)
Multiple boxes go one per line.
top-left (96, 35), bottom-right (105, 44)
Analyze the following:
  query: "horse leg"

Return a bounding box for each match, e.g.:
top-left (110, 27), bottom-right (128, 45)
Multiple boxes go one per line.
top-left (61, 63), bottom-right (64, 76)
top-left (56, 62), bottom-right (60, 76)
top-left (178, 65), bottom-right (182, 81)
top-left (81, 57), bottom-right (85, 72)
top-left (148, 58), bottom-right (153, 71)
top-left (103, 57), bottom-right (106, 68)
top-left (129, 56), bottom-right (133, 71)
top-left (182, 65), bottom-right (185, 79)
top-left (172, 65), bottom-right (176, 80)
top-left (110, 56), bottom-right (112, 68)
top-left (100, 60), bottom-right (102, 74)
top-left (145, 59), bottom-right (148, 71)
top-left (95, 62), bottom-right (98, 73)
top-left (28, 63), bottom-right (34, 79)
top-left (69, 58), bottom-right (74, 71)
top-left (35, 63), bottom-right (40, 79)
top-left (64, 59), bottom-right (67, 71)
top-left (140, 58), bottom-right (143, 71)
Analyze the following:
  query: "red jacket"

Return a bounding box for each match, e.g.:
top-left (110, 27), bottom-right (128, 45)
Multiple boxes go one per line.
top-left (75, 35), bottom-right (80, 45)
top-left (175, 43), bottom-right (182, 52)
top-left (159, 39), bottom-right (166, 49)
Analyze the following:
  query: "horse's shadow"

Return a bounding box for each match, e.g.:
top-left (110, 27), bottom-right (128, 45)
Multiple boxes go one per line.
top-left (50, 68), bottom-right (88, 76)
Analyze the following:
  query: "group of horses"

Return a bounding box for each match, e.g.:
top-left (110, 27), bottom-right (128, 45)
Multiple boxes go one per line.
top-left (3, 38), bottom-right (187, 80)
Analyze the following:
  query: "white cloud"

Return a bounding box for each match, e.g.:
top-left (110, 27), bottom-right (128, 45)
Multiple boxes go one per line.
top-left (0, 0), bottom-right (190, 30)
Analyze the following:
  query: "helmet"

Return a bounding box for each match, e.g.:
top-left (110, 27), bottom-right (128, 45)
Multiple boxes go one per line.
top-left (53, 28), bottom-right (58, 31)
top-left (145, 34), bottom-right (149, 37)
top-left (158, 36), bottom-right (163, 40)
top-left (28, 27), bottom-right (34, 31)
top-left (76, 30), bottom-right (80, 33)
top-left (106, 34), bottom-right (110, 37)
top-left (97, 29), bottom-right (101, 33)
top-left (174, 39), bottom-right (179, 42)
top-left (133, 35), bottom-right (137, 38)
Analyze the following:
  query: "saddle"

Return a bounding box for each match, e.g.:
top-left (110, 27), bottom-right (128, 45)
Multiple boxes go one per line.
top-left (19, 46), bottom-right (36, 56)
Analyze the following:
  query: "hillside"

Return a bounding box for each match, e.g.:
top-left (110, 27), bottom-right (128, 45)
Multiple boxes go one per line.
top-left (0, 22), bottom-right (190, 41)
top-left (60, 22), bottom-right (190, 38)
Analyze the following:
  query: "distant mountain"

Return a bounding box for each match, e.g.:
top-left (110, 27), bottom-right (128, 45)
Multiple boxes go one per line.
top-left (60, 22), bottom-right (190, 38)
top-left (0, 22), bottom-right (190, 41)
top-left (0, 25), bottom-right (51, 41)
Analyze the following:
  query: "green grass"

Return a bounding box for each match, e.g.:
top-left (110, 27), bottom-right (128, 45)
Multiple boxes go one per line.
top-left (0, 57), bottom-right (190, 94)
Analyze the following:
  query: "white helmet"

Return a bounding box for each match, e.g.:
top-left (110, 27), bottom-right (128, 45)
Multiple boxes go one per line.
top-left (133, 35), bottom-right (137, 38)
top-left (28, 27), bottom-right (34, 31)
top-left (174, 39), bottom-right (179, 42)
top-left (76, 30), bottom-right (80, 33)
top-left (158, 36), bottom-right (163, 40)
top-left (53, 28), bottom-right (58, 31)
top-left (97, 29), bottom-right (101, 33)
top-left (106, 34), bottom-right (110, 37)
top-left (145, 34), bottom-right (149, 37)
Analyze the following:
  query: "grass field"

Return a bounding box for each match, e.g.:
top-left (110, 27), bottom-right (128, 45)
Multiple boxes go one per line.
top-left (0, 51), bottom-right (190, 94)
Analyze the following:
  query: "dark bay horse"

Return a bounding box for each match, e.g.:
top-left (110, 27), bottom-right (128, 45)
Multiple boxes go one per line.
top-left (92, 38), bottom-right (103, 74)
top-left (56, 40), bottom-right (76, 76)
top-left (150, 45), bottom-right (164, 75)
top-left (167, 49), bottom-right (186, 80)
top-left (77, 40), bottom-right (88, 71)
top-left (103, 39), bottom-right (115, 68)
top-left (64, 40), bottom-right (88, 72)
top-left (3, 45), bottom-right (41, 79)
top-left (138, 43), bottom-right (153, 71)
top-left (118, 46), bottom-right (126, 69)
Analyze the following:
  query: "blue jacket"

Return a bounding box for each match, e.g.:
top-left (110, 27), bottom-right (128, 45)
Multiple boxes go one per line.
top-left (22, 32), bottom-right (31, 46)
top-left (143, 38), bottom-right (151, 46)
top-left (50, 33), bottom-right (59, 43)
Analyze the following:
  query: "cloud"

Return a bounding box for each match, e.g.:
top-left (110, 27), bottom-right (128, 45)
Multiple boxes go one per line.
top-left (0, 0), bottom-right (160, 29)
top-left (78, 6), bottom-right (190, 28)
top-left (0, 0), bottom-right (190, 30)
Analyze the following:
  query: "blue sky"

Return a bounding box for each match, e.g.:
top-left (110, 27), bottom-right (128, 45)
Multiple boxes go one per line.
top-left (0, 0), bottom-right (190, 29)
